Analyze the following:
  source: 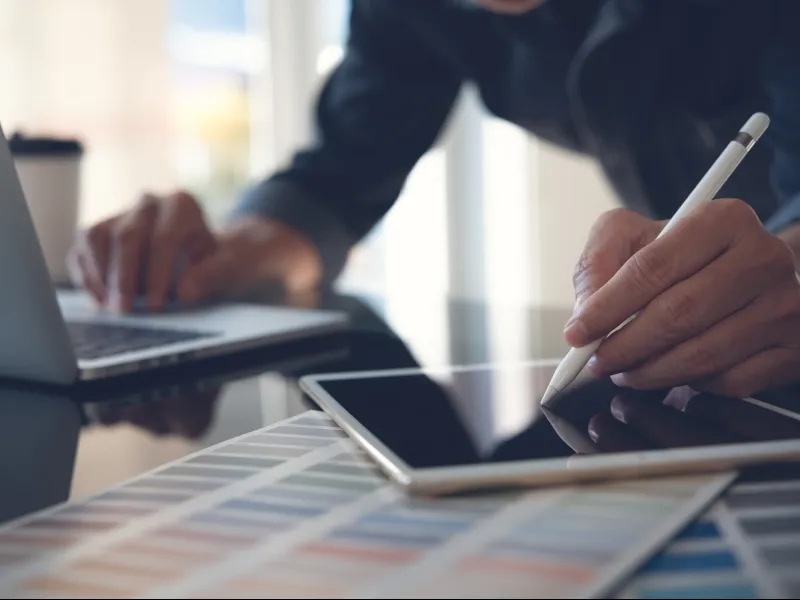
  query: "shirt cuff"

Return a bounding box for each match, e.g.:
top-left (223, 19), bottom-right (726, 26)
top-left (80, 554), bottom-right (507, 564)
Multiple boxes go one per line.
top-left (230, 178), bottom-right (356, 283)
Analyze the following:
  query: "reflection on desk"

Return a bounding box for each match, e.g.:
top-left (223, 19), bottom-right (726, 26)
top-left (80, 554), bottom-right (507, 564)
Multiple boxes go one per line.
top-left (1, 292), bottom-right (573, 524)
top-left (2, 291), bottom-right (800, 598)
top-left (0, 390), bottom-right (81, 524)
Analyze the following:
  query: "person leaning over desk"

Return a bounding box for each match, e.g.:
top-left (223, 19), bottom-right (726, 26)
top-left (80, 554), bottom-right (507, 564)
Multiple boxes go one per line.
top-left (70, 0), bottom-right (800, 397)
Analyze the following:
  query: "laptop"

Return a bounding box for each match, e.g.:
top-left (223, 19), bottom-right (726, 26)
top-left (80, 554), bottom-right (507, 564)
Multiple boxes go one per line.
top-left (0, 125), bottom-right (347, 385)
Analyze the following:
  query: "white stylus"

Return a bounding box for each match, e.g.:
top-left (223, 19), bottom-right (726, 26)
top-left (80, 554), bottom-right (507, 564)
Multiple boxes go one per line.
top-left (540, 112), bottom-right (771, 408)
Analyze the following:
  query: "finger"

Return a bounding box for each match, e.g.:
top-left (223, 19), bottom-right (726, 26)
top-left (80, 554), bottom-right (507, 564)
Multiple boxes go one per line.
top-left (588, 412), bottom-right (654, 452)
top-left (592, 245), bottom-right (778, 376)
top-left (109, 200), bottom-right (157, 312)
top-left (681, 393), bottom-right (800, 442)
top-left (185, 232), bottom-right (218, 265)
top-left (566, 199), bottom-right (758, 348)
top-left (694, 347), bottom-right (800, 400)
top-left (81, 222), bottom-right (113, 289)
top-left (611, 296), bottom-right (781, 390)
top-left (610, 392), bottom-right (738, 448)
top-left (69, 251), bottom-right (106, 303)
top-left (148, 193), bottom-right (216, 310)
top-left (572, 210), bottom-right (663, 309)
top-left (145, 199), bottom-right (177, 311)
top-left (145, 193), bottom-right (200, 310)
top-left (69, 225), bottom-right (113, 302)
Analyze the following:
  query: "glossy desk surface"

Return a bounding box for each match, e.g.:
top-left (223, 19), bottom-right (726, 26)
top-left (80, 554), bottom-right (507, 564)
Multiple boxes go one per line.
top-left (0, 290), bottom-right (575, 525)
top-left (5, 290), bottom-right (800, 598)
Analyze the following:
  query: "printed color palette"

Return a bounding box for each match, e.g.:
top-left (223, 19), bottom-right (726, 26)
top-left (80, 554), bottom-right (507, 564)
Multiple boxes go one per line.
top-left (622, 477), bottom-right (800, 599)
top-left (0, 411), bottom-right (731, 599)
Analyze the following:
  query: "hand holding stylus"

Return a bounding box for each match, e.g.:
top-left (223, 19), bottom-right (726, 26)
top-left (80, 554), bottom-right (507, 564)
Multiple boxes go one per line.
top-left (543, 113), bottom-right (800, 404)
top-left (565, 201), bottom-right (800, 396)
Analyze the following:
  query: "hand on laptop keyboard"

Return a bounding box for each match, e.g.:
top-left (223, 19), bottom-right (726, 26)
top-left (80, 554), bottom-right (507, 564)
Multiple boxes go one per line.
top-left (67, 191), bottom-right (323, 314)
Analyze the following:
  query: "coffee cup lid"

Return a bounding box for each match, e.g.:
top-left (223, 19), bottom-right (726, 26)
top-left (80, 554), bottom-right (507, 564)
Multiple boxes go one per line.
top-left (8, 131), bottom-right (83, 157)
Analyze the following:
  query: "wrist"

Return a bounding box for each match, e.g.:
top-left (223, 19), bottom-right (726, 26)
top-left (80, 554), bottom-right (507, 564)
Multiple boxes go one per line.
top-left (221, 217), bottom-right (323, 292)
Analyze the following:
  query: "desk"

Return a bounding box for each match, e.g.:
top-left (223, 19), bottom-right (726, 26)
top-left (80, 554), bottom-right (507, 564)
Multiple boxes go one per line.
top-left (0, 291), bottom-right (573, 523)
top-left (3, 291), bottom-right (800, 598)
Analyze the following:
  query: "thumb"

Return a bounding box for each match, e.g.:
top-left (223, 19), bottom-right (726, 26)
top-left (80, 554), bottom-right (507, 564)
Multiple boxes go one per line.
top-left (567, 210), bottom-right (663, 342)
top-left (572, 251), bottom-right (623, 314)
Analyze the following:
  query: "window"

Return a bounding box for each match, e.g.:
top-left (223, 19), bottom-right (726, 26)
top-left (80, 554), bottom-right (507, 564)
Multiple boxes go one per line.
top-left (1, 1), bottom-right (604, 311)
top-left (169, 0), bottom-right (261, 222)
top-left (0, 0), bottom-right (263, 225)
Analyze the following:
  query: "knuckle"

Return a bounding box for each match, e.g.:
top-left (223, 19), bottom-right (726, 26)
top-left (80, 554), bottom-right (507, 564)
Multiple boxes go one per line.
top-left (596, 343), bottom-right (637, 372)
top-left (573, 251), bottom-right (592, 289)
top-left (594, 208), bottom-right (632, 231)
top-left (629, 247), bottom-right (672, 294)
top-left (711, 198), bottom-right (760, 228)
top-left (656, 291), bottom-right (698, 332)
top-left (84, 225), bottom-right (107, 249)
top-left (136, 193), bottom-right (162, 218)
top-left (592, 208), bottom-right (650, 241)
top-left (170, 191), bottom-right (199, 213)
top-left (686, 344), bottom-right (721, 377)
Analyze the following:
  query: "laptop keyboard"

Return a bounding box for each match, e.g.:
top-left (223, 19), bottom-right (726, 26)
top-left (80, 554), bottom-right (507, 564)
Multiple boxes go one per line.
top-left (67, 321), bottom-right (214, 360)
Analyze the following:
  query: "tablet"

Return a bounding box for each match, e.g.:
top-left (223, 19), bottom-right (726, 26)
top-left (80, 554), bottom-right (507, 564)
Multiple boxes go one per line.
top-left (300, 360), bottom-right (800, 495)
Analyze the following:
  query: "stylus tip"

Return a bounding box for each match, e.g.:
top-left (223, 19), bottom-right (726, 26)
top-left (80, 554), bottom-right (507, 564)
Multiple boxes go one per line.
top-left (540, 385), bottom-right (560, 407)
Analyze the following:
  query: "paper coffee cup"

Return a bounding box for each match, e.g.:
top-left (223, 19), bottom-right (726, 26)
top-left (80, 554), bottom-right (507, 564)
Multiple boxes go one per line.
top-left (9, 132), bottom-right (83, 285)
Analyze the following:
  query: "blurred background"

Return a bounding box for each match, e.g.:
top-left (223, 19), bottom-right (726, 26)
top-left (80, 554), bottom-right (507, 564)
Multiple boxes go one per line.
top-left (0, 0), bottom-right (626, 492)
top-left (0, 0), bottom-right (618, 310)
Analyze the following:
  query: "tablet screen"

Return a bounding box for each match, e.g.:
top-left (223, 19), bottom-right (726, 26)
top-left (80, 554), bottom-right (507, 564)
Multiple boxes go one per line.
top-left (313, 363), bottom-right (800, 469)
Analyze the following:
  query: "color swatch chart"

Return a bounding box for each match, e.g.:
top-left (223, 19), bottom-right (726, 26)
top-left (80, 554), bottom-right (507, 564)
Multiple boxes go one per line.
top-left (0, 411), bottom-right (731, 599)
top-left (622, 476), bottom-right (800, 599)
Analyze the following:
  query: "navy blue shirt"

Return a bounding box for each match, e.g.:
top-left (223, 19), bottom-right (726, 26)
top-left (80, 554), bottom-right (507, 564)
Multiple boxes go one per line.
top-left (235, 0), bottom-right (800, 280)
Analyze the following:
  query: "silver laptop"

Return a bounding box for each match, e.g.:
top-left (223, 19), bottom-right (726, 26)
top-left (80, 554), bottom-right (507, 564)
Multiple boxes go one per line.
top-left (0, 126), bottom-right (347, 384)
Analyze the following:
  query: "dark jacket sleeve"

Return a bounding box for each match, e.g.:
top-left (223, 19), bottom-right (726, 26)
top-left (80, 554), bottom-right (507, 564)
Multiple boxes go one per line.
top-left (762, 5), bottom-right (800, 235)
top-left (232, 0), bottom-right (463, 281)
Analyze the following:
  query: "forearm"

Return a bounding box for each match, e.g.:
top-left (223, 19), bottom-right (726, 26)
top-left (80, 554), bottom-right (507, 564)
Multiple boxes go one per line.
top-left (231, 0), bottom-right (462, 283)
top-left (231, 179), bottom-right (355, 284)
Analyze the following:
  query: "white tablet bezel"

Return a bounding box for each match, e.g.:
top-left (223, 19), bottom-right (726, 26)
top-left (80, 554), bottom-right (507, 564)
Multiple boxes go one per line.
top-left (300, 360), bottom-right (800, 495)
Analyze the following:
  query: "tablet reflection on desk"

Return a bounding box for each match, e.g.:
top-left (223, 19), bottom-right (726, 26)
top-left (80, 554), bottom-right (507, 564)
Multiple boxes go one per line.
top-left (0, 389), bottom-right (81, 524)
